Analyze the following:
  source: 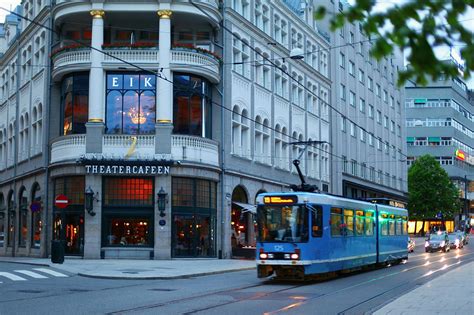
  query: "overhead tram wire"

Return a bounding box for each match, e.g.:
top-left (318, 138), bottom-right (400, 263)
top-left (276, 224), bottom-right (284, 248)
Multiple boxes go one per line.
top-left (0, 7), bottom-right (407, 183)
top-left (189, 1), bottom-right (411, 160)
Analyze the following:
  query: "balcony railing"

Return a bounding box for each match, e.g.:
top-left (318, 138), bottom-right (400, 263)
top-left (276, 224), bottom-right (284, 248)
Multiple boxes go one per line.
top-left (52, 47), bottom-right (219, 82)
top-left (50, 134), bottom-right (219, 167)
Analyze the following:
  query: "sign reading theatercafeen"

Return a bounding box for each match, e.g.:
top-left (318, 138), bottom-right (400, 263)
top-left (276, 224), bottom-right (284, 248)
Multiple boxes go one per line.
top-left (85, 164), bottom-right (170, 175)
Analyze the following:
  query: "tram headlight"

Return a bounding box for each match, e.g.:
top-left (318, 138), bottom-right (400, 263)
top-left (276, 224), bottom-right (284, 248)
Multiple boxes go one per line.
top-left (259, 253), bottom-right (268, 259)
top-left (290, 253), bottom-right (299, 260)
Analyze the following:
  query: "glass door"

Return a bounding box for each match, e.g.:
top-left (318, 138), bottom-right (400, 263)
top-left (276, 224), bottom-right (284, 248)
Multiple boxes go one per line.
top-left (54, 212), bottom-right (84, 256)
top-left (173, 214), bottom-right (215, 257)
top-left (173, 214), bottom-right (195, 257)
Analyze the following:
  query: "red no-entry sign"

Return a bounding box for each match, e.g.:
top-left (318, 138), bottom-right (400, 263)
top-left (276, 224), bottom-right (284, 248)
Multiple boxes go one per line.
top-left (54, 194), bottom-right (69, 209)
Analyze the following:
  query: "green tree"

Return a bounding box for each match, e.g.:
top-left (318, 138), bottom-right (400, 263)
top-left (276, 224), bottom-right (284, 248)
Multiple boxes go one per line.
top-left (408, 155), bottom-right (460, 221)
top-left (315, 0), bottom-right (474, 86)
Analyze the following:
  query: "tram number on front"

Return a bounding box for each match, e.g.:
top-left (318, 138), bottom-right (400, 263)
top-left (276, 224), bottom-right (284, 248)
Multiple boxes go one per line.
top-left (274, 245), bottom-right (284, 252)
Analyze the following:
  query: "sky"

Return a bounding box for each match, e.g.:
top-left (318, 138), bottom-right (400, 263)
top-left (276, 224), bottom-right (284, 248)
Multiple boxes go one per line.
top-left (0, 0), bottom-right (472, 88)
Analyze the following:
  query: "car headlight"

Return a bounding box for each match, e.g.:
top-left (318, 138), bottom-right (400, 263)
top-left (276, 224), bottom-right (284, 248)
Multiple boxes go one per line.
top-left (440, 241), bottom-right (445, 247)
top-left (259, 253), bottom-right (268, 259)
top-left (455, 239), bottom-right (460, 245)
top-left (425, 241), bottom-right (429, 247)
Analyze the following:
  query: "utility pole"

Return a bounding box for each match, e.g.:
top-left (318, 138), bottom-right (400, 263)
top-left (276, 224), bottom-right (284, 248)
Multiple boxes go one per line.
top-left (465, 175), bottom-right (468, 219)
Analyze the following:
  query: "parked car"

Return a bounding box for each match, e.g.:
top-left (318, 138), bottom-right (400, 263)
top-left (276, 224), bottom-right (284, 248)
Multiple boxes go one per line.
top-left (407, 237), bottom-right (415, 252)
top-left (425, 232), bottom-right (450, 253)
top-left (448, 233), bottom-right (464, 249)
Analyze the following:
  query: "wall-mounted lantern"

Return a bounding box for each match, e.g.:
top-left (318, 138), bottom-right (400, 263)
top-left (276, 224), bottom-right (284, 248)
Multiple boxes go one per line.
top-left (84, 187), bottom-right (97, 216)
top-left (157, 187), bottom-right (168, 217)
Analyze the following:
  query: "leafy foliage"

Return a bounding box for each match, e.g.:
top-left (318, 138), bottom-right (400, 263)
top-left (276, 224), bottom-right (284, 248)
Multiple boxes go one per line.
top-left (315, 0), bottom-right (474, 86)
top-left (407, 155), bottom-right (460, 219)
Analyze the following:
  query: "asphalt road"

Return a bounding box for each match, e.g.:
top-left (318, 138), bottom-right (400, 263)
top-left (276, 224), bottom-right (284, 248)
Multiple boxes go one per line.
top-left (0, 242), bottom-right (472, 315)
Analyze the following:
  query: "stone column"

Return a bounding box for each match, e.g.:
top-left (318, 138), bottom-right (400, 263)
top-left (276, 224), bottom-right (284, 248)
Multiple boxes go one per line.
top-left (154, 176), bottom-right (172, 259)
top-left (86, 9), bottom-right (105, 153)
top-left (83, 175), bottom-right (102, 259)
top-left (155, 9), bottom-right (173, 155)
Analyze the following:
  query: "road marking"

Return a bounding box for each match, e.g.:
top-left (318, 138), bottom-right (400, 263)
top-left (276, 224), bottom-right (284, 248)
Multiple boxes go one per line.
top-left (0, 272), bottom-right (27, 281)
top-left (15, 270), bottom-right (48, 279)
top-left (33, 268), bottom-right (68, 277)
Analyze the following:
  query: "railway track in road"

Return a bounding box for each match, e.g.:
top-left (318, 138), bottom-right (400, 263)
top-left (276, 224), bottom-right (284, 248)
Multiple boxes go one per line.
top-left (106, 249), bottom-right (474, 314)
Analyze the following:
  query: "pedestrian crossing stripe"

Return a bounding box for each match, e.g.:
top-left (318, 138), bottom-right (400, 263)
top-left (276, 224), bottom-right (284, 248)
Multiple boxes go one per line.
top-left (33, 268), bottom-right (68, 277)
top-left (0, 272), bottom-right (27, 281)
top-left (15, 270), bottom-right (48, 279)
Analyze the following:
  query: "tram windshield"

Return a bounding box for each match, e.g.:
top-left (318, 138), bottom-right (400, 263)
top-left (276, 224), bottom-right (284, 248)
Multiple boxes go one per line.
top-left (257, 204), bottom-right (309, 242)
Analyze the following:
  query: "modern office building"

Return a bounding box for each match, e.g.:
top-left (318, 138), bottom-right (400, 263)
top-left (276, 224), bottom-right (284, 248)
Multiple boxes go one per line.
top-left (0, 0), bottom-right (333, 259)
top-left (405, 56), bottom-right (474, 226)
top-left (320, 0), bottom-right (408, 202)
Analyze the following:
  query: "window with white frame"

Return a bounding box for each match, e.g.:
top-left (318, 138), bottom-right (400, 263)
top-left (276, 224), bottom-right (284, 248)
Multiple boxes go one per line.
top-left (397, 124), bottom-right (401, 137)
top-left (368, 133), bottom-right (373, 146)
top-left (320, 87), bottom-right (329, 118)
top-left (233, 0), bottom-right (250, 19)
top-left (351, 160), bottom-right (358, 176)
top-left (342, 155), bottom-right (348, 173)
top-left (376, 110), bottom-right (382, 123)
top-left (340, 84), bottom-right (346, 100)
top-left (350, 122), bottom-right (355, 137)
top-left (0, 128), bottom-right (5, 169)
top-left (384, 141), bottom-right (389, 154)
top-left (377, 138), bottom-right (382, 150)
top-left (307, 139), bottom-right (318, 178)
top-left (349, 91), bottom-right (355, 107)
top-left (339, 52), bottom-right (345, 68)
top-left (254, 116), bottom-right (270, 164)
top-left (359, 98), bottom-right (365, 112)
top-left (31, 103), bottom-right (42, 155)
top-left (368, 76), bottom-right (373, 90)
top-left (311, 44), bottom-right (318, 69)
top-left (255, 51), bottom-right (270, 89)
top-left (341, 117), bottom-right (347, 132)
top-left (274, 124), bottom-right (284, 169)
top-left (360, 128), bottom-right (365, 142)
top-left (320, 51), bottom-right (328, 76)
top-left (368, 104), bottom-right (374, 118)
top-left (376, 84), bottom-right (381, 96)
top-left (231, 105), bottom-right (250, 157)
top-left (349, 32), bottom-right (354, 44)
top-left (349, 61), bottom-right (355, 76)
top-left (7, 122), bottom-right (15, 167)
top-left (232, 36), bottom-right (250, 78)
top-left (390, 120), bottom-right (395, 133)
top-left (383, 90), bottom-right (388, 102)
top-left (370, 167), bottom-right (375, 181)
top-left (361, 163), bottom-right (367, 179)
top-left (384, 116), bottom-right (388, 128)
top-left (358, 69), bottom-right (364, 84)
top-left (390, 96), bottom-right (394, 108)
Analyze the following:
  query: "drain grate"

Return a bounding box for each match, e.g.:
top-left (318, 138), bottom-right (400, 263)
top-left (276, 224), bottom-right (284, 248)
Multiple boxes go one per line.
top-left (17, 290), bottom-right (43, 294)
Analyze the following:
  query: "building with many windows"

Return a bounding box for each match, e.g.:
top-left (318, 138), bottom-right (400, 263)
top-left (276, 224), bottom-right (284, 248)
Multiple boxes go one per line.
top-left (320, 0), bottom-right (408, 202)
top-left (0, 0), bottom-right (333, 259)
top-left (405, 57), bottom-right (474, 226)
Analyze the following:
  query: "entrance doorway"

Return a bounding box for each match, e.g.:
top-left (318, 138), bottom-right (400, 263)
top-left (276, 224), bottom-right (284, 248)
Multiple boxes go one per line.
top-left (172, 214), bottom-right (214, 257)
top-left (53, 212), bottom-right (84, 256)
top-left (231, 186), bottom-right (257, 258)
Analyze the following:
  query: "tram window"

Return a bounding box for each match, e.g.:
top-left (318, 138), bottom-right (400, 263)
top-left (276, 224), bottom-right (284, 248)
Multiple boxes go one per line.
top-left (330, 207), bottom-right (343, 236)
top-left (380, 217), bottom-right (388, 236)
top-left (365, 211), bottom-right (374, 236)
top-left (402, 220), bottom-right (407, 235)
top-left (310, 205), bottom-right (323, 237)
top-left (389, 219), bottom-right (395, 235)
top-left (396, 218), bottom-right (402, 235)
top-left (355, 210), bottom-right (364, 236)
top-left (344, 209), bottom-right (354, 236)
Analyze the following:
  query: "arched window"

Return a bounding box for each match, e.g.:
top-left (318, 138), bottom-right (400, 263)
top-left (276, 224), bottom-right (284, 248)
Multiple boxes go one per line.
top-left (231, 105), bottom-right (241, 155)
top-left (262, 118), bottom-right (270, 164)
top-left (274, 124), bottom-right (282, 168)
top-left (18, 187), bottom-right (28, 248)
top-left (254, 115), bottom-right (262, 162)
top-left (231, 185), bottom-right (255, 254)
top-left (0, 129), bottom-right (5, 169)
top-left (241, 109), bottom-right (250, 157)
top-left (61, 74), bottom-right (89, 135)
top-left (31, 183), bottom-right (42, 249)
top-left (7, 190), bottom-right (14, 247)
top-left (23, 113), bottom-right (29, 160)
top-left (19, 116), bottom-right (25, 161)
top-left (307, 138), bottom-right (317, 178)
top-left (0, 193), bottom-right (5, 248)
top-left (281, 126), bottom-right (289, 170)
top-left (8, 122), bottom-right (14, 167)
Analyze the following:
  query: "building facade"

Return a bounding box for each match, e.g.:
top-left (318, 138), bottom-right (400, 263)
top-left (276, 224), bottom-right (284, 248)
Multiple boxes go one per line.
top-left (405, 58), bottom-right (474, 226)
top-left (0, 0), bottom-right (334, 259)
top-left (320, 0), bottom-right (408, 202)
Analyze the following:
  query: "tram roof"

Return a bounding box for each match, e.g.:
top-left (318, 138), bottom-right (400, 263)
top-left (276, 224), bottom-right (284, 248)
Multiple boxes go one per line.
top-left (256, 192), bottom-right (407, 214)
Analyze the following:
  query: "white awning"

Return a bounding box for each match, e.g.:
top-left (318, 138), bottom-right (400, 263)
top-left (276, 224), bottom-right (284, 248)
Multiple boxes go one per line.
top-left (233, 202), bottom-right (257, 214)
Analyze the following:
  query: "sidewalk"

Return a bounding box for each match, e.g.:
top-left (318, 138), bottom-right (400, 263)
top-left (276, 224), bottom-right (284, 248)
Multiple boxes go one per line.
top-left (373, 260), bottom-right (474, 314)
top-left (0, 257), bottom-right (256, 280)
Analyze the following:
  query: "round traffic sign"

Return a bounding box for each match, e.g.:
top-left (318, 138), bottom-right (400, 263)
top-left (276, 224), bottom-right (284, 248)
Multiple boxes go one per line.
top-left (30, 201), bottom-right (41, 212)
top-left (54, 194), bottom-right (69, 209)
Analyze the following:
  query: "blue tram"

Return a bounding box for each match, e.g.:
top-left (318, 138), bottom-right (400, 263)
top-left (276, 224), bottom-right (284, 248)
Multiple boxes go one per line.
top-left (256, 192), bottom-right (408, 280)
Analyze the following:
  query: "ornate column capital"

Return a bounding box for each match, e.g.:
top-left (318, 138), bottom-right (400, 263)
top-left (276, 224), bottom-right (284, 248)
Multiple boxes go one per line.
top-left (90, 10), bottom-right (105, 19)
top-left (157, 10), bottom-right (172, 19)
